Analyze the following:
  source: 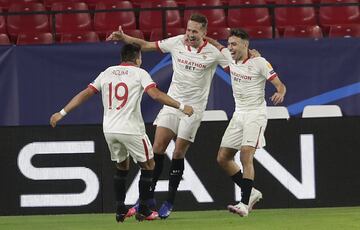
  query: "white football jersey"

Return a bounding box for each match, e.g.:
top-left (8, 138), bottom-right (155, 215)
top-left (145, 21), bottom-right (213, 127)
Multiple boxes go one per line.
top-left (89, 63), bottom-right (156, 135)
top-left (222, 48), bottom-right (278, 112)
top-left (156, 35), bottom-right (228, 111)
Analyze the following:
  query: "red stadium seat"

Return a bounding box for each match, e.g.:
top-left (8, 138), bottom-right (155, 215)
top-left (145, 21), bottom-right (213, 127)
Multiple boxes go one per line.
top-left (319, 0), bottom-right (360, 28)
top-left (16, 32), bottom-right (54, 45)
top-left (275, 0), bottom-right (316, 30)
top-left (207, 27), bottom-right (230, 40)
top-left (60, 31), bottom-right (100, 43)
top-left (244, 26), bottom-right (278, 39)
top-left (94, 1), bottom-right (136, 38)
top-left (283, 25), bottom-right (323, 38)
top-left (0, 0), bottom-right (40, 10)
top-left (184, 0), bottom-right (227, 28)
top-left (43, 0), bottom-right (85, 9)
top-left (7, 3), bottom-right (49, 39)
top-left (51, 2), bottom-right (92, 34)
top-left (228, 0), bottom-right (271, 28)
top-left (149, 27), bottom-right (185, 41)
top-left (0, 33), bottom-right (10, 45)
top-left (0, 8), bottom-right (5, 34)
top-left (139, 0), bottom-right (182, 37)
top-left (328, 24), bottom-right (360, 38)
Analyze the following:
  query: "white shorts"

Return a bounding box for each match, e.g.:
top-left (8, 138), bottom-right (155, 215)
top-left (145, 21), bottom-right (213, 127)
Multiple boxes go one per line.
top-left (104, 133), bottom-right (153, 163)
top-left (220, 111), bottom-right (267, 150)
top-left (153, 106), bottom-right (202, 142)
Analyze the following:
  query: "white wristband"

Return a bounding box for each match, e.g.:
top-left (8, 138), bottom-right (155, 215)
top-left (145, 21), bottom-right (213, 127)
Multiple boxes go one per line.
top-left (60, 109), bottom-right (67, 116)
top-left (179, 103), bottom-right (185, 111)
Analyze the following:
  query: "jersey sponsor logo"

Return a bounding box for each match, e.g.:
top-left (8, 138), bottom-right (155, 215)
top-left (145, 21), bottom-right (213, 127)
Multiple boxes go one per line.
top-left (177, 58), bottom-right (207, 70)
top-left (231, 71), bottom-right (252, 81)
top-left (269, 70), bottom-right (275, 75)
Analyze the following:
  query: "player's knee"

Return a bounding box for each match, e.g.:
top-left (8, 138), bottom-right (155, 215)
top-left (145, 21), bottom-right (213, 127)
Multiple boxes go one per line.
top-left (139, 159), bottom-right (155, 170)
top-left (217, 151), bottom-right (229, 168)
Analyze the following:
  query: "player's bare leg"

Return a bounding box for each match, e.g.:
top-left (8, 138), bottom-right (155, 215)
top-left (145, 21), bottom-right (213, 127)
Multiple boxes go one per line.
top-left (159, 137), bottom-right (191, 219)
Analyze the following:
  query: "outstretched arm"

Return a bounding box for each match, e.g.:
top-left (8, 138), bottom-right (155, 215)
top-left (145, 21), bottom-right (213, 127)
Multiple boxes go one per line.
top-left (270, 77), bottom-right (286, 105)
top-left (106, 26), bottom-right (157, 52)
top-left (50, 87), bottom-right (96, 127)
top-left (147, 87), bottom-right (194, 116)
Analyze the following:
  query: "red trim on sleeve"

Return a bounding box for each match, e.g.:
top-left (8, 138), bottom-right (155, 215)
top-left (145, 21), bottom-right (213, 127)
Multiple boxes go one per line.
top-left (142, 139), bottom-right (150, 161)
top-left (144, 83), bottom-right (157, 92)
top-left (268, 74), bottom-right (278, 81)
top-left (88, 84), bottom-right (99, 93)
top-left (155, 41), bottom-right (163, 53)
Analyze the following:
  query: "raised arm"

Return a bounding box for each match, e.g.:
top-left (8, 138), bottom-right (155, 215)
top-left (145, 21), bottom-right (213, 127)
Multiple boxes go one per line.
top-left (147, 87), bottom-right (193, 116)
top-left (205, 36), bottom-right (224, 50)
top-left (50, 87), bottom-right (96, 127)
top-left (107, 26), bottom-right (157, 52)
top-left (270, 77), bottom-right (286, 105)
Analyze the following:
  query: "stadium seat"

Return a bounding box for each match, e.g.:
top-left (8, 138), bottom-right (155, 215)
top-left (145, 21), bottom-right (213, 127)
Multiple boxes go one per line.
top-left (319, 0), bottom-right (360, 28)
top-left (207, 27), bottom-right (230, 40)
top-left (51, 2), bottom-right (92, 34)
top-left (244, 26), bottom-right (278, 39)
top-left (60, 31), bottom-right (100, 43)
top-left (139, 0), bottom-right (182, 37)
top-left (0, 8), bottom-right (5, 34)
top-left (7, 3), bottom-right (49, 39)
top-left (16, 32), bottom-right (53, 45)
top-left (275, 0), bottom-right (316, 31)
top-left (105, 29), bottom-right (145, 41)
top-left (302, 105), bottom-right (343, 118)
top-left (283, 25), bottom-right (323, 38)
top-left (267, 106), bottom-right (290, 119)
top-left (44, 0), bottom-right (85, 9)
top-left (328, 24), bottom-right (360, 38)
top-left (202, 110), bottom-right (228, 121)
top-left (184, 0), bottom-right (227, 28)
top-left (0, 0), bottom-right (40, 10)
top-left (228, 0), bottom-right (271, 28)
top-left (94, 1), bottom-right (136, 39)
top-left (149, 27), bottom-right (185, 41)
top-left (0, 33), bottom-right (10, 45)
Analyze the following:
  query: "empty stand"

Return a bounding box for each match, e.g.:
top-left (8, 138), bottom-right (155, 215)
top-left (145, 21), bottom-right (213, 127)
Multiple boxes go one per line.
top-left (7, 2), bottom-right (49, 39)
top-left (184, 0), bottom-right (227, 28)
top-left (51, 2), bottom-right (92, 34)
top-left (17, 32), bottom-right (53, 45)
top-left (329, 24), bottom-right (360, 38)
top-left (267, 106), bottom-right (290, 119)
top-left (0, 33), bottom-right (10, 45)
top-left (94, 0), bottom-right (136, 38)
top-left (319, 0), bottom-right (360, 28)
top-left (139, 0), bottom-right (182, 37)
top-left (60, 31), bottom-right (99, 43)
top-left (302, 105), bottom-right (343, 118)
top-left (283, 25), bottom-right (323, 38)
top-left (149, 27), bottom-right (185, 41)
top-left (275, 0), bottom-right (316, 31)
top-left (228, 0), bottom-right (271, 28)
top-left (0, 8), bottom-right (5, 34)
top-left (207, 27), bottom-right (230, 40)
top-left (245, 26), bottom-right (278, 39)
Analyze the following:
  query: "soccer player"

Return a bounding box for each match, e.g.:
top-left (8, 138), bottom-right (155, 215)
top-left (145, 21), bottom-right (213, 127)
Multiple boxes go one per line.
top-left (107, 14), bottom-right (230, 218)
top-left (49, 44), bottom-right (194, 222)
top-left (206, 28), bottom-right (286, 217)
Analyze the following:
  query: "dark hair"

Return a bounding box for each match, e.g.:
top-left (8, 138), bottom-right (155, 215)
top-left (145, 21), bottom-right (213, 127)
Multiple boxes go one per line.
top-left (121, 43), bottom-right (141, 62)
top-left (230, 28), bottom-right (250, 41)
top-left (189, 13), bottom-right (208, 29)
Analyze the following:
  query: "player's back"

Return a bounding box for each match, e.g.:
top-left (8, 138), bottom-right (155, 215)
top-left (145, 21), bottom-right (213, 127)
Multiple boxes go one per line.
top-left (91, 64), bottom-right (151, 135)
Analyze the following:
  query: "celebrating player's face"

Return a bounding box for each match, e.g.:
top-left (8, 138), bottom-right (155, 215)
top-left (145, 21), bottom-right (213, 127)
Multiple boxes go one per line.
top-left (185, 20), bottom-right (206, 48)
top-left (227, 36), bottom-right (248, 61)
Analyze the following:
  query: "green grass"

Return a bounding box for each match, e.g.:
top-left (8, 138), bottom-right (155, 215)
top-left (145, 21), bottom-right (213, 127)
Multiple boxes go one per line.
top-left (1, 207), bottom-right (360, 230)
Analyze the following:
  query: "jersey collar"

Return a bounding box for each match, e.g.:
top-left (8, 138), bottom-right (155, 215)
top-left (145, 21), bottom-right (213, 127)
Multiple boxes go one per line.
top-left (186, 39), bottom-right (208, 53)
top-left (119, 62), bottom-right (136, 66)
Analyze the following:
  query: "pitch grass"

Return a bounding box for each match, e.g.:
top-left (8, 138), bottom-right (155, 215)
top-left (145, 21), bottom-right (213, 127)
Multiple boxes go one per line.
top-left (1, 207), bottom-right (360, 230)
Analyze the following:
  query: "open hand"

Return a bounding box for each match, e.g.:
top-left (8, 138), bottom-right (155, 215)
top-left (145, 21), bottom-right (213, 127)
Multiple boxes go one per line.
top-left (106, 26), bottom-right (125, 41)
top-left (50, 112), bottom-right (63, 128)
top-left (270, 92), bottom-right (284, 105)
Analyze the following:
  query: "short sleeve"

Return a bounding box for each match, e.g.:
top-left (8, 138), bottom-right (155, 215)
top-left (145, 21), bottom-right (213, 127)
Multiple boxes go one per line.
top-left (156, 35), bottom-right (183, 53)
top-left (257, 57), bottom-right (278, 81)
top-left (139, 69), bottom-right (157, 92)
top-left (88, 71), bottom-right (104, 93)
